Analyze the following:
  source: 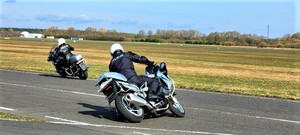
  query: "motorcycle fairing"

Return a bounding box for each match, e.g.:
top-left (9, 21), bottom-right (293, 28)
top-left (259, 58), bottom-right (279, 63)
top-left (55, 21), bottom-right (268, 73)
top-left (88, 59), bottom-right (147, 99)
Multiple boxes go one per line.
top-left (157, 71), bottom-right (173, 90)
top-left (70, 54), bottom-right (83, 63)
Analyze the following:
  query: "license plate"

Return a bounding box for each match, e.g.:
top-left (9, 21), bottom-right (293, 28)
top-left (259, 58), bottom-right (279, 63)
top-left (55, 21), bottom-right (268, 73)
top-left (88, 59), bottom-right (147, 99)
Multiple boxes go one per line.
top-left (104, 88), bottom-right (115, 104)
top-left (79, 62), bottom-right (87, 70)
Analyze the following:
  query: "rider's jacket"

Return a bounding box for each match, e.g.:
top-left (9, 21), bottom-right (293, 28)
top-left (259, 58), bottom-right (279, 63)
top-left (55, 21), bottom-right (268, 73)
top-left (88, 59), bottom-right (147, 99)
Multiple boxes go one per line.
top-left (109, 51), bottom-right (149, 79)
top-left (54, 43), bottom-right (74, 60)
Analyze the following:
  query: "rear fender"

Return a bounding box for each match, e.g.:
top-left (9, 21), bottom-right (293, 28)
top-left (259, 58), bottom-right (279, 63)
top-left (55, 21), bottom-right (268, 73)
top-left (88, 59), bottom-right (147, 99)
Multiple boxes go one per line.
top-left (97, 78), bottom-right (113, 93)
top-left (97, 80), bottom-right (118, 104)
top-left (117, 81), bottom-right (140, 92)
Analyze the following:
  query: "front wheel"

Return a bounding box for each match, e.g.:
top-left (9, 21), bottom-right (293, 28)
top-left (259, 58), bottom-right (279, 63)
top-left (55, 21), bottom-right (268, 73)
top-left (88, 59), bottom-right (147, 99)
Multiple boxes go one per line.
top-left (115, 93), bottom-right (144, 123)
top-left (79, 70), bottom-right (88, 80)
top-left (169, 96), bottom-right (185, 117)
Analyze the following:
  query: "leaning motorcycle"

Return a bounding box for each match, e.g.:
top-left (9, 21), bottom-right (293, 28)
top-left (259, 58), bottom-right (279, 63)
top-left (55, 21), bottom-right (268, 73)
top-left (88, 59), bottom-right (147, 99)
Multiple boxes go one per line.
top-left (96, 62), bottom-right (185, 122)
top-left (47, 45), bottom-right (88, 80)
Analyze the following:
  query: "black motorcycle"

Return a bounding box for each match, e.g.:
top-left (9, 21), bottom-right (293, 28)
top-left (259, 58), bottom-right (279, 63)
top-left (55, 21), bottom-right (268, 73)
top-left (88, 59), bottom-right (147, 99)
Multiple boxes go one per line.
top-left (96, 62), bottom-right (185, 122)
top-left (47, 45), bottom-right (88, 80)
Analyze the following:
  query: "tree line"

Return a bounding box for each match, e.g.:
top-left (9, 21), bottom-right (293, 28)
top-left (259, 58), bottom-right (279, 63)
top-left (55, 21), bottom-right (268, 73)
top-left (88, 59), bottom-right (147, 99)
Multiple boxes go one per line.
top-left (1, 27), bottom-right (299, 48)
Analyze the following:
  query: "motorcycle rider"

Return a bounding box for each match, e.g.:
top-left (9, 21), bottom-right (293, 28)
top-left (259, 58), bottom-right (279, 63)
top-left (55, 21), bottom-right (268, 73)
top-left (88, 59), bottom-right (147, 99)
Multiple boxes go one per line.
top-left (109, 43), bottom-right (161, 101)
top-left (49, 38), bottom-right (74, 64)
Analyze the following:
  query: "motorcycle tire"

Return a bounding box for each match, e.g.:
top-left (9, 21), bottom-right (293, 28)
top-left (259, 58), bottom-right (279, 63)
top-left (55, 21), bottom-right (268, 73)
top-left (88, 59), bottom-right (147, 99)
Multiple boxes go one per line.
top-left (56, 67), bottom-right (67, 78)
top-left (115, 93), bottom-right (145, 123)
top-left (169, 97), bottom-right (185, 117)
top-left (79, 70), bottom-right (88, 80)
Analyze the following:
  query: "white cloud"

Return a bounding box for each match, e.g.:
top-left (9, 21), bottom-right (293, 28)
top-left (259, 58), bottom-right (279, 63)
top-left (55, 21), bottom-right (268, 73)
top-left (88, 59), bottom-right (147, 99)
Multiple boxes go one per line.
top-left (35, 14), bottom-right (103, 24)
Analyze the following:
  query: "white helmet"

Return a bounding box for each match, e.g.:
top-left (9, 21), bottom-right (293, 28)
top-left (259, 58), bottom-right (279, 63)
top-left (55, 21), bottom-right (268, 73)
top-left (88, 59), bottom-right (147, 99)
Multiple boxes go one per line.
top-left (110, 43), bottom-right (124, 55)
top-left (57, 38), bottom-right (66, 46)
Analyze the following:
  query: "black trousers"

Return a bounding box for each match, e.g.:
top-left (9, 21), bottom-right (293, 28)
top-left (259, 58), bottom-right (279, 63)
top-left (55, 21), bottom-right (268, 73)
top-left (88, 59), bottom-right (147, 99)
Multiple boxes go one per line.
top-left (129, 75), bottom-right (160, 95)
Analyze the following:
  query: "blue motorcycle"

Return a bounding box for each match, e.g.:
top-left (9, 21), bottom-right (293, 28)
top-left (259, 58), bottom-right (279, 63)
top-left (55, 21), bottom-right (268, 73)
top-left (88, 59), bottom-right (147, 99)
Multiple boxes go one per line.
top-left (47, 45), bottom-right (88, 80)
top-left (96, 62), bottom-right (185, 122)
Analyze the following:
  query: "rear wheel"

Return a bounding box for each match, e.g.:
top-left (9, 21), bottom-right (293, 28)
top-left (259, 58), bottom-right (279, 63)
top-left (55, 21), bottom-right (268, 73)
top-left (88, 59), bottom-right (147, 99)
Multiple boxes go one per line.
top-left (169, 96), bottom-right (185, 117)
top-left (115, 93), bottom-right (144, 123)
top-left (56, 67), bottom-right (67, 78)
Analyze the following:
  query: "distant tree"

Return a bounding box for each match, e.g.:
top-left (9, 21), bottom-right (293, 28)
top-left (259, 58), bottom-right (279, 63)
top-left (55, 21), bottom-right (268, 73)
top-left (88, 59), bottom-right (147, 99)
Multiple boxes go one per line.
top-left (282, 34), bottom-right (291, 40)
top-left (2, 26), bottom-right (299, 48)
top-left (257, 41), bottom-right (269, 48)
top-left (85, 27), bottom-right (97, 33)
top-left (8, 28), bottom-right (14, 32)
top-left (135, 29), bottom-right (145, 39)
top-left (99, 28), bottom-right (106, 33)
top-left (139, 30), bottom-right (145, 36)
top-left (156, 29), bottom-right (162, 38)
top-left (236, 37), bottom-right (248, 46)
top-left (206, 32), bottom-right (220, 43)
top-left (83, 27), bottom-right (98, 39)
top-left (186, 29), bottom-right (198, 40)
top-left (223, 41), bottom-right (236, 46)
top-left (44, 26), bottom-right (58, 36)
top-left (223, 31), bottom-right (240, 41)
top-left (147, 30), bottom-right (153, 37)
top-left (66, 27), bottom-right (78, 38)
top-left (107, 29), bottom-right (117, 33)
top-left (291, 32), bottom-right (300, 39)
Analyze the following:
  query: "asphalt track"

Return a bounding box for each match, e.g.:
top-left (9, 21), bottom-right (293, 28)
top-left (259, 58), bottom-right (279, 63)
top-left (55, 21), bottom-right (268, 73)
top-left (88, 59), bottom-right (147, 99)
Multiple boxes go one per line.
top-left (0, 69), bottom-right (299, 135)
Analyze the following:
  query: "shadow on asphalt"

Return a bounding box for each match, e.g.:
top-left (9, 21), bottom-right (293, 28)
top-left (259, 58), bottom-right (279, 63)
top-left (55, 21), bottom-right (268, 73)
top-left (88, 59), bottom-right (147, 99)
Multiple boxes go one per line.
top-left (77, 102), bottom-right (177, 123)
top-left (39, 73), bottom-right (80, 80)
top-left (77, 103), bottom-right (126, 123)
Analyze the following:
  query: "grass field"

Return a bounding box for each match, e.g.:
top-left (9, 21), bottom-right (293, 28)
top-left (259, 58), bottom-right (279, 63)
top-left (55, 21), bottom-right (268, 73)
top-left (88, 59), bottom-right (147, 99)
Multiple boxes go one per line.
top-left (1, 38), bottom-right (300, 100)
top-left (0, 112), bottom-right (45, 122)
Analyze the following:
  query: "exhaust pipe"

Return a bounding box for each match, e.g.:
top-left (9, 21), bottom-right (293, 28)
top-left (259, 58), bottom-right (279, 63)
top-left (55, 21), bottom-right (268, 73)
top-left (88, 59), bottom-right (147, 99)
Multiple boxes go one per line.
top-left (126, 93), bottom-right (153, 109)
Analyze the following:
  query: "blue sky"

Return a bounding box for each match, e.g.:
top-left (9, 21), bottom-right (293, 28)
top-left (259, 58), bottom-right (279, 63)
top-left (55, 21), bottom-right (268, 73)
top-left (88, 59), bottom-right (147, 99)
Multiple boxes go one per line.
top-left (1, 0), bottom-right (299, 38)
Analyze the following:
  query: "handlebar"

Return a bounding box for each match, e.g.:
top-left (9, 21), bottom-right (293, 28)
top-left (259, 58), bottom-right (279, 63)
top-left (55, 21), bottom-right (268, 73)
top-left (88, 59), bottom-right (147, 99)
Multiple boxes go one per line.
top-left (145, 62), bottom-right (159, 74)
top-left (145, 62), bottom-right (168, 75)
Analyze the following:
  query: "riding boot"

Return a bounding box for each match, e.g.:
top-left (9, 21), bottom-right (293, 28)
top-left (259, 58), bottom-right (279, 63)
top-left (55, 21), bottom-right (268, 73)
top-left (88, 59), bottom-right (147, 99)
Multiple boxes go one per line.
top-left (147, 91), bottom-right (164, 102)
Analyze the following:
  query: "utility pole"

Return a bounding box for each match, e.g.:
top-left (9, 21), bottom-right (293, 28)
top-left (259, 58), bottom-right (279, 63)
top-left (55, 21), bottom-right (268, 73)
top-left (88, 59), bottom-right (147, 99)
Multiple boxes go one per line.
top-left (267, 25), bottom-right (270, 40)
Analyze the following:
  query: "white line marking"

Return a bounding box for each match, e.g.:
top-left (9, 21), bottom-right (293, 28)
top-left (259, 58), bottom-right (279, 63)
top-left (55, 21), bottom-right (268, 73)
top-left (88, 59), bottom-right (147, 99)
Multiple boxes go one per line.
top-left (0, 81), bottom-right (105, 98)
top-left (0, 106), bottom-right (16, 111)
top-left (188, 107), bottom-right (300, 124)
top-left (2, 80), bottom-right (298, 126)
top-left (45, 116), bottom-right (234, 135)
top-left (245, 115), bottom-right (300, 124)
top-left (180, 89), bottom-right (300, 103)
top-left (45, 116), bottom-right (87, 125)
top-left (133, 131), bottom-right (152, 135)
top-left (2, 69), bottom-right (299, 103)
